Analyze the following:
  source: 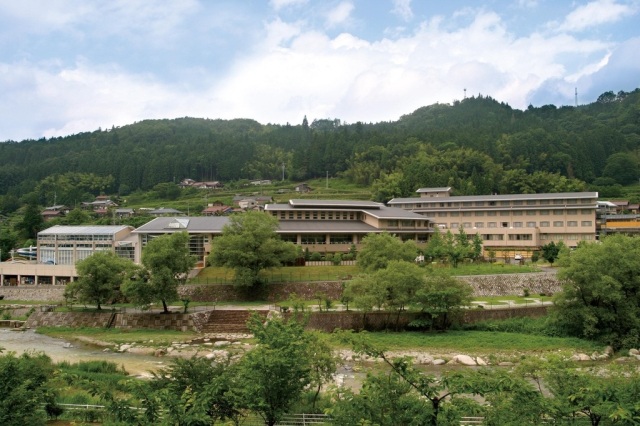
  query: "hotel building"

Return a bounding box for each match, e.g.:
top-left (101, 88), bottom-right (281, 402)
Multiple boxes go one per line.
top-left (388, 187), bottom-right (598, 257)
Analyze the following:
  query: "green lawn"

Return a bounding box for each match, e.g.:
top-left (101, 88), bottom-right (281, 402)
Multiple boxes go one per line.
top-left (190, 262), bottom-right (541, 285)
top-left (331, 330), bottom-right (601, 356)
top-left (37, 326), bottom-right (199, 346)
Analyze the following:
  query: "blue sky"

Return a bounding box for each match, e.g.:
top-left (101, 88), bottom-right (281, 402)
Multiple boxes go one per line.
top-left (1, 0), bottom-right (639, 141)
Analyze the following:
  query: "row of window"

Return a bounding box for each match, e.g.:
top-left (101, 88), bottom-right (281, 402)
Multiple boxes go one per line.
top-left (38, 234), bottom-right (115, 241)
top-left (446, 221), bottom-right (593, 229)
top-left (429, 209), bottom-right (592, 217)
top-left (403, 198), bottom-right (594, 209)
top-left (274, 211), bottom-right (360, 220)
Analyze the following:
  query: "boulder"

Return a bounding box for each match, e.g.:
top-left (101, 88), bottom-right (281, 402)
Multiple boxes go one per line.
top-left (570, 353), bottom-right (591, 362)
top-left (432, 359), bottom-right (446, 365)
top-left (118, 344), bottom-right (132, 353)
top-left (628, 348), bottom-right (639, 356)
top-left (214, 340), bottom-right (231, 347)
top-left (451, 355), bottom-right (477, 366)
top-left (476, 357), bottom-right (488, 366)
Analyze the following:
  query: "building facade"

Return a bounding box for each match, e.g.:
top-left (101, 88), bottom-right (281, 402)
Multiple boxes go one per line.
top-left (265, 199), bottom-right (433, 252)
top-left (388, 188), bottom-right (598, 257)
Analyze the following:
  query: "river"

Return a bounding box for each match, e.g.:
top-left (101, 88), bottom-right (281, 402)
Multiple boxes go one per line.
top-left (0, 328), bottom-right (167, 376)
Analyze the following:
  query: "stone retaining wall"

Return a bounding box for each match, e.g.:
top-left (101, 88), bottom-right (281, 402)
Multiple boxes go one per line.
top-left (26, 311), bottom-right (113, 328)
top-left (25, 310), bottom-right (196, 332)
top-left (22, 305), bottom-right (550, 333)
top-left (3, 272), bottom-right (563, 304)
top-left (0, 286), bottom-right (66, 301)
top-left (116, 312), bottom-right (194, 331)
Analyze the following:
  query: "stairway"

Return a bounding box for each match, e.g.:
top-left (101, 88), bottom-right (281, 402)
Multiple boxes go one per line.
top-left (200, 310), bottom-right (269, 334)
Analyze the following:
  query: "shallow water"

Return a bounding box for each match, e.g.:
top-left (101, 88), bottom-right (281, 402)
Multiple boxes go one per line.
top-left (0, 329), bottom-right (166, 376)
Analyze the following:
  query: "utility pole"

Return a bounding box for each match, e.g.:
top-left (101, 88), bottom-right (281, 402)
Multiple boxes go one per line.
top-left (326, 171), bottom-right (328, 189)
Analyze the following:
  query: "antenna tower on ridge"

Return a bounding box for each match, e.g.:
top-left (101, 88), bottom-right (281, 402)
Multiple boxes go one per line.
top-left (464, 88), bottom-right (467, 99)
top-left (575, 87), bottom-right (578, 107)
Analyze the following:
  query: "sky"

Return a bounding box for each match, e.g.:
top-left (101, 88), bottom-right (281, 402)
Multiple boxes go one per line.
top-left (1, 0), bottom-right (639, 142)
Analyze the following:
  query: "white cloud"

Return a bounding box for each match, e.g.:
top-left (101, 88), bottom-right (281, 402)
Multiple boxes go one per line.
top-left (270, 0), bottom-right (309, 11)
top-left (0, 3), bottom-right (634, 141)
top-left (325, 1), bottom-right (355, 28)
top-left (556, 0), bottom-right (636, 32)
top-left (391, 0), bottom-right (414, 22)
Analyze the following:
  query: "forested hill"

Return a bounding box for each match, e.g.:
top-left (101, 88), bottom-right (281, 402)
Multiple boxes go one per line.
top-left (0, 89), bottom-right (639, 205)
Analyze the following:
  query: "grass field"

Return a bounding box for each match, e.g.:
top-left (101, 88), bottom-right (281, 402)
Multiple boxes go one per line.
top-left (330, 330), bottom-right (601, 356)
top-left (37, 326), bottom-right (199, 346)
top-left (190, 262), bottom-right (543, 285)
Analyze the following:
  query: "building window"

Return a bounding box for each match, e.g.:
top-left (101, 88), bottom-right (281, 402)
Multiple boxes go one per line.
top-left (567, 221), bottom-right (578, 227)
top-left (474, 222), bottom-right (484, 228)
top-left (463, 202), bottom-right (472, 207)
top-left (527, 200), bottom-right (537, 205)
top-left (526, 210), bottom-right (536, 216)
top-left (388, 220), bottom-right (398, 227)
top-left (330, 235), bottom-right (352, 244)
top-left (475, 211), bottom-right (484, 216)
top-left (581, 209), bottom-right (591, 214)
top-left (463, 211), bottom-right (472, 217)
top-left (438, 212), bottom-right (447, 217)
top-left (553, 199), bottom-right (564, 205)
top-left (540, 221), bottom-right (550, 227)
top-left (450, 211), bottom-right (459, 217)
top-left (450, 222), bottom-right (459, 229)
top-left (463, 222), bottom-right (472, 228)
top-left (553, 221), bottom-right (564, 227)
top-left (508, 234), bottom-right (532, 241)
top-left (288, 212), bottom-right (294, 219)
top-left (526, 221), bottom-right (536, 228)
top-left (488, 222), bottom-right (497, 228)
top-left (500, 211), bottom-right (510, 216)
top-left (540, 210), bottom-right (550, 215)
top-left (305, 212), bottom-right (310, 219)
top-left (513, 211), bottom-right (523, 216)
top-left (475, 202), bottom-right (485, 206)
top-left (567, 199), bottom-right (577, 204)
top-left (582, 221), bottom-right (593, 226)
top-left (514, 222), bottom-right (523, 228)
top-left (487, 211), bottom-right (497, 216)
top-left (553, 210), bottom-right (563, 215)
top-left (513, 200), bottom-right (523, 206)
top-left (320, 212), bottom-right (326, 219)
top-left (501, 222), bottom-right (509, 228)
top-left (501, 201), bottom-right (510, 206)
top-left (567, 210), bottom-right (577, 215)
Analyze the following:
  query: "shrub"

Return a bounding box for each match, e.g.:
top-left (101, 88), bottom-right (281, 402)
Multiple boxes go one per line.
top-left (310, 252), bottom-right (322, 261)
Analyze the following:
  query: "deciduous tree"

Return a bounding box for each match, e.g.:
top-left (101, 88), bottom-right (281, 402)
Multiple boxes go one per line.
top-left (357, 232), bottom-right (418, 273)
top-left (208, 211), bottom-right (297, 288)
top-left (123, 232), bottom-right (195, 313)
top-left (551, 235), bottom-right (640, 349)
top-left (75, 251), bottom-right (134, 310)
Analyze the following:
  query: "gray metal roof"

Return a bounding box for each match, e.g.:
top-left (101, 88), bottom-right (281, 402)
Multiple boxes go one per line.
top-left (389, 191), bottom-right (598, 204)
top-left (286, 199), bottom-right (382, 209)
top-left (363, 205), bottom-right (431, 220)
top-left (39, 225), bottom-right (132, 235)
top-left (416, 187), bottom-right (451, 193)
top-left (276, 220), bottom-right (378, 233)
top-left (133, 217), bottom-right (230, 234)
top-left (148, 208), bottom-right (183, 214)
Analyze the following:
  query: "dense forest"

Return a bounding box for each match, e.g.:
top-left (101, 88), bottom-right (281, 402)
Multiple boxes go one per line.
top-left (0, 88), bottom-right (639, 208)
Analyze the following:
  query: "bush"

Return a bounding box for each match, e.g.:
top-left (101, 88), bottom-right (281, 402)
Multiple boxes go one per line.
top-left (309, 252), bottom-right (322, 261)
top-left (331, 253), bottom-right (342, 265)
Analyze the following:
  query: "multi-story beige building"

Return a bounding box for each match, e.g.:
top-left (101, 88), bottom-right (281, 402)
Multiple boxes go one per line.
top-left (265, 199), bottom-right (432, 252)
top-left (388, 187), bottom-right (598, 258)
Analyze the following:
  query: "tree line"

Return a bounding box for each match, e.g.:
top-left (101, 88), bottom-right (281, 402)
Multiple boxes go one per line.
top-left (0, 89), bottom-right (639, 207)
